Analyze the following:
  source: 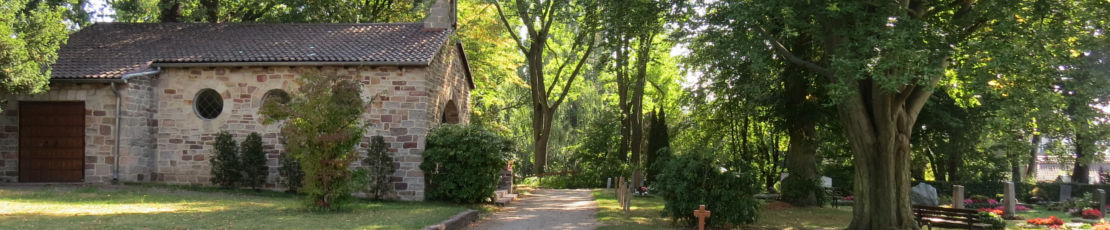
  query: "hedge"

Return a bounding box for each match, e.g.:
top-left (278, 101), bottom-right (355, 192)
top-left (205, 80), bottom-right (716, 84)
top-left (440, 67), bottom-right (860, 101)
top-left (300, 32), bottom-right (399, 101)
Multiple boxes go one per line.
top-left (917, 181), bottom-right (1110, 203)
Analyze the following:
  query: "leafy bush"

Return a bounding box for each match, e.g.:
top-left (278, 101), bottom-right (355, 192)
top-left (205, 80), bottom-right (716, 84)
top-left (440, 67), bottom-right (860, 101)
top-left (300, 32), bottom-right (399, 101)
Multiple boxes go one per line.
top-left (262, 73), bottom-right (366, 210)
top-left (362, 136), bottom-right (395, 200)
top-left (240, 132), bottom-right (267, 189)
top-left (209, 131), bottom-right (240, 188)
top-left (977, 212), bottom-right (1006, 230)
top-left (279, 154), bottom-right (304, 193)
top-left (655, 150), bottom-right (761, 227)
top-left (421, 124), bottom-right (511, 203)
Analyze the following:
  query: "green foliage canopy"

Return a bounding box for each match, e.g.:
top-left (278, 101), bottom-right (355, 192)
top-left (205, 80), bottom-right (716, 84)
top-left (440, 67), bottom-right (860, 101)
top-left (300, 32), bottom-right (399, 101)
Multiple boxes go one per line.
top-left (0, 0), bottom-right (68, 105)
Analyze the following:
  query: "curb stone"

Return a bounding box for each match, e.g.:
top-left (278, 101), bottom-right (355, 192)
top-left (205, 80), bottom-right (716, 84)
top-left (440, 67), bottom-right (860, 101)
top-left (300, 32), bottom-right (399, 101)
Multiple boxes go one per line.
top-left (423, 209), bottom-right (478, 230)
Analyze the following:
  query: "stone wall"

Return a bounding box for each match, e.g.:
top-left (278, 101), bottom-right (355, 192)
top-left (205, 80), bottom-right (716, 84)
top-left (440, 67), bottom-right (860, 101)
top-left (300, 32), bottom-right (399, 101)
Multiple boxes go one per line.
top-left (0, 43), bottom-right (471, 202)
top-left (152, 65), bottom-right (438, 200)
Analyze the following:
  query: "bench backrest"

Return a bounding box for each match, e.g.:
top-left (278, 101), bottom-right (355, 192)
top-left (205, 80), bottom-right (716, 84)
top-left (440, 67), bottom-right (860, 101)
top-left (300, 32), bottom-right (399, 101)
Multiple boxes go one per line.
top-left (912, 205), bottom-right (980, 225)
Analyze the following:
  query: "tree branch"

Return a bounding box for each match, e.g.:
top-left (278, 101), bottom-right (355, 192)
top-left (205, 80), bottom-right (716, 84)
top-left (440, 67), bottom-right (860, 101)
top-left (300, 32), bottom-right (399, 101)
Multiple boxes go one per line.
top-left (755, 26), bottom-right (836, 79)
top-left (551, 35), bottom-right (595, 110)
top-left (493, 1), bottom-right (528, 53)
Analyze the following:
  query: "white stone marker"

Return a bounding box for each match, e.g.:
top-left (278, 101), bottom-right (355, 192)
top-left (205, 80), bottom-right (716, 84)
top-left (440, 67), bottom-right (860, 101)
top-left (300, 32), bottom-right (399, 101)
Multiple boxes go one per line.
top-left (1098, 189), bottom-right (1107, 219)
top-left (1004, 182), bottom-right (1016, 218)
top-left (953, 185), bottom-right (965, 209)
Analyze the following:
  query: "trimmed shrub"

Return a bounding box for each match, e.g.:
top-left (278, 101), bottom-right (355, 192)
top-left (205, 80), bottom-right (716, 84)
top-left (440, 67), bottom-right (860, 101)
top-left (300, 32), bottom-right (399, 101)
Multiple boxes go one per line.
top-left (362, 136), bottom-right (395, 200)
top-left (421, 124), bottom-right (511, 203)
top-left (240, 132), bottom-right (267, 189)
top-left (209, 131), bottom-right (239, 188)
top-left (279, 154), bottom-right (304, 193)
top-left (655, 150), bottom-right (761, 227)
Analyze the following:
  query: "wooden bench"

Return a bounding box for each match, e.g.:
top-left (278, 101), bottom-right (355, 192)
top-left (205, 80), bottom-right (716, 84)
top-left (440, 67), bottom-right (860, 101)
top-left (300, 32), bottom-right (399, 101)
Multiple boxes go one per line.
top-left (912, 205), bottom-right (988, 230)
top-left (823, 187), bottom-right (849, 208)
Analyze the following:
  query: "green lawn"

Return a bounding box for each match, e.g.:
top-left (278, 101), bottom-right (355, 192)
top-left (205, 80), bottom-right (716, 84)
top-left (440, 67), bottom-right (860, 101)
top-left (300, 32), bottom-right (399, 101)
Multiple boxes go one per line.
top-left (591, 189), bottom-right (854, 229)
top-left (592, 189), bottom-right (676, 230)
top-left (0, 184), bottom-right (470, 229)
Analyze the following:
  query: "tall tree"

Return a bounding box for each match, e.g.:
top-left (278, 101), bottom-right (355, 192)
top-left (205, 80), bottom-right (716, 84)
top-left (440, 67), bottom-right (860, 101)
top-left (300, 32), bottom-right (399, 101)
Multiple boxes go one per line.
top-left (493, 0), bottom-right (599, 174)
top-left (597, 0), bottom-right (670, 187)
top-left (0, 0), bottom-right (69, 108)
top-left (686, 3), bottom-right (827, 206)
top-left (700, 0), bottom-right (1108, 229)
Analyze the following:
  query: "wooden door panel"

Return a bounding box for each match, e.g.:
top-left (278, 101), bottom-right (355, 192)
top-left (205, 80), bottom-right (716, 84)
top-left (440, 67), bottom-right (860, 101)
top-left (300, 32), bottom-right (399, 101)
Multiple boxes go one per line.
top-left (19, 101), bottom-right (85, 182)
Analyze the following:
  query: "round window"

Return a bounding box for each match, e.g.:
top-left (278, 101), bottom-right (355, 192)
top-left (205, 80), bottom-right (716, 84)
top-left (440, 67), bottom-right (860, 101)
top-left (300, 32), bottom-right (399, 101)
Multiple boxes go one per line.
top-left (261, 89), bottom-right (291, 105)
top-left (194, 89), bottom-right (223, 119)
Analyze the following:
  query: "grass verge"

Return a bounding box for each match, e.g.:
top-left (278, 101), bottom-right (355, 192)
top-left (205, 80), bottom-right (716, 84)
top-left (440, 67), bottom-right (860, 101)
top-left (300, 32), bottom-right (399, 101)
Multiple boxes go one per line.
top-left (0, 184), bottom-right (470, 229)
top-left (591, 189), bottom-right (676, 230)
top-left (592, 188), bottom-right (858, 229)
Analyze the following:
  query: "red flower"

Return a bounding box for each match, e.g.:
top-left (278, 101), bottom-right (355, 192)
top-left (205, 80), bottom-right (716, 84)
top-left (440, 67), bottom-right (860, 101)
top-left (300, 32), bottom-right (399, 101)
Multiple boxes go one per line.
top-left (1084, 208), bottom-right (1103, 219)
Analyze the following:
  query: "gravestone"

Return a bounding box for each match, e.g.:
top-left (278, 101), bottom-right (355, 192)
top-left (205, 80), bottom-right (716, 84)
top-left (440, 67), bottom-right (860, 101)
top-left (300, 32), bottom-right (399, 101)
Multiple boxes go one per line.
top-left (1004, 182), bottom-right (1016, 219)
top-left (820, 176), bottom-right (833, 188)
top-left (694, 205), bottom-right (711, 230)
top-left (1099, 189), bottom-right (1107, 219)
top-left (953, 185), bottom-right (965, 209)
top-left (607, 177), bottom-right (612, 189)
top-left (1061, 184), bottom-right (1073, 201)
top-left (910, 183), bottom-right (939, 206)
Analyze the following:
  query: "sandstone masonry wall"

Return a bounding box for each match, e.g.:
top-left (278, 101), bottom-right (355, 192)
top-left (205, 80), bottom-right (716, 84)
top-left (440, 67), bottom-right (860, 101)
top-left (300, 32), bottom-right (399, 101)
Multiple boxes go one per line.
top-left (0, 83), bottom-right (122, 183)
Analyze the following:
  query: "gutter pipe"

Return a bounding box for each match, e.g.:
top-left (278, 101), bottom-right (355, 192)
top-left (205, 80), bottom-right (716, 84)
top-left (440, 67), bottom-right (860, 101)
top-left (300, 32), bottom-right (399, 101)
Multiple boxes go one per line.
top-left (108, 68), bottom-right (161, 183)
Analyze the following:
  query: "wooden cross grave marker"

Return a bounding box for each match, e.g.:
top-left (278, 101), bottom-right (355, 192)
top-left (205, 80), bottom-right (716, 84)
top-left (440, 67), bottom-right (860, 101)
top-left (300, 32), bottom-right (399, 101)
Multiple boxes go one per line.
top-left (694, 204), bottom-right (711, 230)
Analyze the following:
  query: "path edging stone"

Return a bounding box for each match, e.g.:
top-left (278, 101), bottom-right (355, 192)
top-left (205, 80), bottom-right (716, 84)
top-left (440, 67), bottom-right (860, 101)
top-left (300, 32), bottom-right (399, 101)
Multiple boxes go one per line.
top-left (424, 209), bottom-right (479, 230)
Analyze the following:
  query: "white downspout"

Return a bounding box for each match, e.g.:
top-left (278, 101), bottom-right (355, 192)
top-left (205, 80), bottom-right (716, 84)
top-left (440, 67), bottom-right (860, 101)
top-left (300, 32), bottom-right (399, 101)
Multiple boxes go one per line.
top-left (109, 68), bottom-right (161, 184)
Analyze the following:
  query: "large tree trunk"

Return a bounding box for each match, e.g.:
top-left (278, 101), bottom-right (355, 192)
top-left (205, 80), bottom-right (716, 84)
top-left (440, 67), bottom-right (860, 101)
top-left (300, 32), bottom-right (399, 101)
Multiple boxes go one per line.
top-left (781, 37), bottom-right (821, 206)
top-left (1025, 135), bottom-right (1041, 180)
top-left (1073, 132), bottom-right (1090, 184)
top-left (527, 39), bottom-right (549, 175)
top-left (841, 78), bottom-right (936, 230)
top-left (629, 32), bottom-right (652, 188)
top-left (946, 148), bottom-right (962, 182)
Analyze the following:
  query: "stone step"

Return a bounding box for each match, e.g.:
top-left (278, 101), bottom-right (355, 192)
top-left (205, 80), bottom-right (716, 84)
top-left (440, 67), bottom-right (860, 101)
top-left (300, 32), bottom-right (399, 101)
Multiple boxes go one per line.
top-left (494, 193), bottom-right (516, 206)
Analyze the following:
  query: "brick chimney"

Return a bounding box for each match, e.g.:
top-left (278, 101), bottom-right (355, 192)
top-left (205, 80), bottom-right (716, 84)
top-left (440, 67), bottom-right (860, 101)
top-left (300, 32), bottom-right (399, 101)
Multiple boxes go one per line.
top-left (423, 0), bottom-right (456, 30)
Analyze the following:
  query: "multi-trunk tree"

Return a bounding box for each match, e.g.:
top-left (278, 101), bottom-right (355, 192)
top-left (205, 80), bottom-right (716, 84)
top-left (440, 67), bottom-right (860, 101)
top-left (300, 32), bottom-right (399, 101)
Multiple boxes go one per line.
top-left (701, 0), bottom-right (1108, 229)
top-left (493, 0), bottom-right (599, 174)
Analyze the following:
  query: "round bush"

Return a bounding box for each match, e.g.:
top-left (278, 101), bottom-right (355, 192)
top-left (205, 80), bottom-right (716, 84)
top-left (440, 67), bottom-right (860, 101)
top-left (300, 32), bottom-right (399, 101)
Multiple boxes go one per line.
top-left (421, 124), bottom-right (512, 203)
top-left (655, 150), bottom-right (761, 227)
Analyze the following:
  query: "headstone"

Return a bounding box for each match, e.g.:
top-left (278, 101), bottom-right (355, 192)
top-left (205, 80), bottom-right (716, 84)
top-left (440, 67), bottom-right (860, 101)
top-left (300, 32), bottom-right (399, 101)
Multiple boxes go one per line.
top-left (1098, 189), bottom-right (1107, 219)
top-left (1061, 184), bottom-right (1073, 201)
top-left (953, 185), bottom-right (965, 209)
top-left (910, 183), bottom-right (939, 206)
top-left (607, 177), bottom-right (612, 189)
top-left (693, 205), bottom-right (711, 230)
top-left (1004, 182), bottom-right (1016, 218)
top-left (820, 176), bottom-right (833, 188)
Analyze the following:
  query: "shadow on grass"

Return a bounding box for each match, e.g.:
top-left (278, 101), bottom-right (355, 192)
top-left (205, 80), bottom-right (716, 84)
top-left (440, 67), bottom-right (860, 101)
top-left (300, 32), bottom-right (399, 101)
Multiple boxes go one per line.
top-left (0, 185), bottom-right (470, 229)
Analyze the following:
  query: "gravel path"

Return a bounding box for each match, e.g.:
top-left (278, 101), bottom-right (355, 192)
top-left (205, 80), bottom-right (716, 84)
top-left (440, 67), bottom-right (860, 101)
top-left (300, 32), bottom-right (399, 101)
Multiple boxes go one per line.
top-left (467, 189), bottom-right (601, 230)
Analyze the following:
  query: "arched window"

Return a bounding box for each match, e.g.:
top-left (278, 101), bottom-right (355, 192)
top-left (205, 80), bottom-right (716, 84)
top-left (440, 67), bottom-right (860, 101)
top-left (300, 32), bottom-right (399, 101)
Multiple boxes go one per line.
top-left (441, 100), bottom-right (459, 124)
top-left (261, 89), bottom-right (291, 105)
top-left (194, 89), bottom-right (223, 119)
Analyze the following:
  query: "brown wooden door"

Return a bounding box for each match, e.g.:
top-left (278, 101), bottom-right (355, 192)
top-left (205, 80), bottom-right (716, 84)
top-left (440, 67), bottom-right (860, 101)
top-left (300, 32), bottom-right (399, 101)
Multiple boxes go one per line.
top-left (20, 102), bottom-right (85, 182)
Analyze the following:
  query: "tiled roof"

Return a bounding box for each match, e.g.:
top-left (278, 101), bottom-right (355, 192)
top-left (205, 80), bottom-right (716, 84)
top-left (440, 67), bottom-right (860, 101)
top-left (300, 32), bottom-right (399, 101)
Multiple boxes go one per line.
top-left (52, 23), bottom-right (452, 79)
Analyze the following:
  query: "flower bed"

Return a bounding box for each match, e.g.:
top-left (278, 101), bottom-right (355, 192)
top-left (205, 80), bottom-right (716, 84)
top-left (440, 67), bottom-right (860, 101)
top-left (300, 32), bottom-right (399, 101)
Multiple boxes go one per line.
top-left (1083, 208), bottom-right (1103, 220)
top-left (1026, 216), bottom-right (1064, 227)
